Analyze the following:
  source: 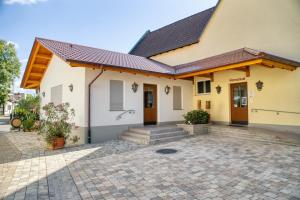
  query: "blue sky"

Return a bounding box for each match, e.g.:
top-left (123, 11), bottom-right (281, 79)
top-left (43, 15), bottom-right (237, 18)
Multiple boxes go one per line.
top-left (0, 0), bottom-right (218, 94)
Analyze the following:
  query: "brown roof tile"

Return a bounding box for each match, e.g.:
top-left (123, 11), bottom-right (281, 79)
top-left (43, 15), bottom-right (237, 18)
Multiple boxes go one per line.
top-left (36, 38), bottom-right (175, 74)
top-left (175, 48), bottom-right (300, 74)
top-left (129, 7), bottom-right (215, 57)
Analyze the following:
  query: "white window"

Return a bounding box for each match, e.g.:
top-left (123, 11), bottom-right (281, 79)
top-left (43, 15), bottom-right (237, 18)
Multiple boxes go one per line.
top-left (173, 86), bottom-right (182, 110)
top-left (50, 84), bottom-right (63, 105)
top-left (110, 80), bottom-right (124, 111)
top-left (197, 80), bottom-right (211, 94)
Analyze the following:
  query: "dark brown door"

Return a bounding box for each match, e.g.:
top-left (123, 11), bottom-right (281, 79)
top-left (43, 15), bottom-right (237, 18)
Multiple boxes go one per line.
top-left (230, 82), bottom-right (248, 125)
top-left (144, 84), bottom-right (157, 125)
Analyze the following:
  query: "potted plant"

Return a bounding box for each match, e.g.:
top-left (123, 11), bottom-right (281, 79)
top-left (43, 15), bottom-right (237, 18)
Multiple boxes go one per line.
top-left (177, 110), bottom-right (210, 135)
top-left (39, 102), bottom-right (75, 150)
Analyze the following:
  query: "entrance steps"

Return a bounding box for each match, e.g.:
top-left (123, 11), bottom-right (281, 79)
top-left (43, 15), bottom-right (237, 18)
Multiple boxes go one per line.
top-left (120, 126), bottom-right (189, 145)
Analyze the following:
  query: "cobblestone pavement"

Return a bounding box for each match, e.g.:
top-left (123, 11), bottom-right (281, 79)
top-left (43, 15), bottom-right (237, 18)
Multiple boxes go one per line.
top-left (0, 130), bottom-right (299, 200)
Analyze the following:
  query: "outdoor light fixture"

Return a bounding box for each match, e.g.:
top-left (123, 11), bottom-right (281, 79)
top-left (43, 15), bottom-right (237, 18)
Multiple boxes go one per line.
top-left (131, 82), bottom-right (138, 93)
top-left (68, 84), bottom-right (74, 92)
top-left (216, 85), bottom-right (221, 94)
top-left (42, 92), bottom-right (45, 97)
top-left (256, 80), bottom-right (263, 91)
top-left (165, 85), bottom-right (171, 95)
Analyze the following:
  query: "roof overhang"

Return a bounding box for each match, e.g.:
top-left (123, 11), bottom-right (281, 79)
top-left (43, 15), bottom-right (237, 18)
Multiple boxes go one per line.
top-left (175, 58), bottom-right (297, 79)
top-left (21, 38), bottom-right (299, 89)
top-left (21, 40), bottom-right (53, 89)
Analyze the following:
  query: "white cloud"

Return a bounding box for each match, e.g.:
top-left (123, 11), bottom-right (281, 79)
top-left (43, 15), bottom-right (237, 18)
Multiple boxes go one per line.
top-left (7, 40), bottom-right (19, 49)
top-left (4, 0), bottom-right (47, 5)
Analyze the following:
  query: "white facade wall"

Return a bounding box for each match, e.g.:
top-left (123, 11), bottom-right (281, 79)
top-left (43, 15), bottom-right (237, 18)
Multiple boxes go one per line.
top-left (86, 69), bottom-right (193, 127)
top-left (39, 55), bottom-right (86, 127)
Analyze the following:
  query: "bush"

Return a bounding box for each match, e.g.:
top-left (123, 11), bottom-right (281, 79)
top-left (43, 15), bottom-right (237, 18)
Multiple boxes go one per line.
top-left (39, 102), bottom-right (75, 145)
top-left (23, 118), bottom-right (35, 132)
top-left (183, 110), bottom-right (209, 125)
top-left (12, 95), bottom-right (40, 131)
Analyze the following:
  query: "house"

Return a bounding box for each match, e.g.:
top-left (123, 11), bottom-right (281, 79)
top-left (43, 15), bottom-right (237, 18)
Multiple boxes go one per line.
top-left (21, 0), bottom-right (300, 143)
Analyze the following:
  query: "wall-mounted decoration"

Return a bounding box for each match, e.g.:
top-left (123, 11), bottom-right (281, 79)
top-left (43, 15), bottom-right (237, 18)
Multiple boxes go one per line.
top-left (68, 84), bottom-right (73, 92)
top-left (256, 80), bottom-right (263, 91)
top-left (42, 92), bottom-right (45, 97)
top-left (165, 85), bottom-right (170, 95)
top-left (197, 100), bottom-right (201, 110)
top-left (216, 85), bottom-right (221, 94)
top-left (131, 82), bottom-right (138, 93)
top-left (205, 101), bottom-right (211, 109)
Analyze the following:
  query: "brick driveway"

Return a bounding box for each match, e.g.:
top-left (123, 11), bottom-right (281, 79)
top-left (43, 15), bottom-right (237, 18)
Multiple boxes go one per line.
top-left (0, 129), bottom-right (299, 200)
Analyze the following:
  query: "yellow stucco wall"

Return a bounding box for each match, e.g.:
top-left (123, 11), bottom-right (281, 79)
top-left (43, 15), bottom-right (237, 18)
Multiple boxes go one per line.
top-left (149, 0), bottom-right (300, 127)
top-left (151, 0), bottom-right (300, 65)
top-left (194, 65), bottom-right (300, 126)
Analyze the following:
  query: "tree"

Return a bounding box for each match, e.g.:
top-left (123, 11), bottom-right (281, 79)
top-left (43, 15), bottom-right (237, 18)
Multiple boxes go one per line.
top-left (0, 40), bottom-right (21, 106)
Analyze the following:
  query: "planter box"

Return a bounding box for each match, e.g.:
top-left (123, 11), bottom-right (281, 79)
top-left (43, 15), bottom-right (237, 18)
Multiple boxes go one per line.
top-left (177, 123), bottom-right (210, 135)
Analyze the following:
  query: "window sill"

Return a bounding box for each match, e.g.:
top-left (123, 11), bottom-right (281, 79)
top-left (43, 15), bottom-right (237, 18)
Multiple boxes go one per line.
top-left (197, 93), bottom-right (211, 96)
top-left (109, 110), bottom-right (125, 112)
top-left (173, 109), bottom-right (184, 111)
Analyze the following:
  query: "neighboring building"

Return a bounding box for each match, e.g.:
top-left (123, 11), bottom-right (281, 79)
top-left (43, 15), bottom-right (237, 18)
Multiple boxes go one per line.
top-left (21, 0), bottom-right (300, 143)
top-left (0, 93), bottom-right (26, 116)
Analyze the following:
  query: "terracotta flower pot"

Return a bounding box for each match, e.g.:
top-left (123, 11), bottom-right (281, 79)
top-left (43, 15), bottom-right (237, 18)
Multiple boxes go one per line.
top-left (50, 137), bottom-right (65, 150)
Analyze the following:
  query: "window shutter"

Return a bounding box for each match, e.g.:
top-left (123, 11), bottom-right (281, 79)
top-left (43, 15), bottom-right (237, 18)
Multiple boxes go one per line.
top-left (50, 84), bottom-right (63, 105)
top-left (173, 86), bottom-right (182, 110)
top-left (110, 80), bottom-right (124, 111)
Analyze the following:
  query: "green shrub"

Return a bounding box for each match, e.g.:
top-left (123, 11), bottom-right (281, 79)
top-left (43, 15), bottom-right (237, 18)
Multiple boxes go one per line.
top-left (183, 110), bottom-right (209, 125)
top-left (12, 95), bottom-right (40, 131)
top-left (23, 118), bottom-right (35, 132)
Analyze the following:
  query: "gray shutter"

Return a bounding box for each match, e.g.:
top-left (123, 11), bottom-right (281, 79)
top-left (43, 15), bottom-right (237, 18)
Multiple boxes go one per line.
top-left (50, 85), bottom-right (63, 105)
top-left (110, 80), bottom-right (124, 111)
top-left (173, 86), bottom-right (182, 110)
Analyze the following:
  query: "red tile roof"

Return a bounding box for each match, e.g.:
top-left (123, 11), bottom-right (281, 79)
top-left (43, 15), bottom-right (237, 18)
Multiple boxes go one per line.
top-left (175, 48), bottom-right (300, 74)
top-left (36, 38), bottom-right (175, 75)
top-left (34, 38), bottom-right (299, 78)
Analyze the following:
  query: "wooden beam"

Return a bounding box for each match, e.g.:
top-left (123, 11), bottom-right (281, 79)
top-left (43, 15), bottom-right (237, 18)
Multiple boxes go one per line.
top-left (233, 66), bottom-right (250, 77)
top-left (36, 53), bottom-right (52, 60)
top-left (32, 64), bottom-right (47, 69)
top-left (209, 73), bottom-right (214, 82)
top-left (69, 61), bottom-right (175, 79)
top-left (262, 59), bottom-right (296, 71)
top-left (21, 42), bottom-right (41, 87)
top-left (30, 73), bottom-right (43, 78)
top-left (26, 83), bottom-right (39, 88)
top-left (176, 59), bottom-right (262, 79)
top-left (26, 80), bottom-right (39, 84)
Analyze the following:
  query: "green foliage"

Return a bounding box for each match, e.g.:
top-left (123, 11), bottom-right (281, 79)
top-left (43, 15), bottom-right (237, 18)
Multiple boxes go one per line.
top-left (39, 102), bottom-right (75, 144)
top-left (13, 95), bottom-right (40, 131)
top-left (23, 118), bottom-right (35, 132)
top-left (183, 110), bottom-right (209, 125)
top-left (0, 40), bottom-right (21, 105)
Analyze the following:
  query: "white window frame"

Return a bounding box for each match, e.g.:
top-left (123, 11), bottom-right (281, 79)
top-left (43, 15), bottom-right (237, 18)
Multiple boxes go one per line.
top-left (197, 80), bottom-right (211, 95)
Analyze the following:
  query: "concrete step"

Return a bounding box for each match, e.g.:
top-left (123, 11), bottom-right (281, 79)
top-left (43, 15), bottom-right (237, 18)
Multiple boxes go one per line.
top-left (119, 135), bottom-right (148, 145)
top-left (129, 126), bottom-right (184, 135)
top-left (121, 126), bottom-right (189, 145)
top-left (122, 131), bottom-right (150, 140)
top-left (149, 134), bottom-right (188, 145)
top-left (150, 130), bottom-right (187, 140)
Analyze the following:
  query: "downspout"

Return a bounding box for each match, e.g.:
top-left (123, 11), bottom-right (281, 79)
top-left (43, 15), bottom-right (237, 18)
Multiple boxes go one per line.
top-left (88, 68), bottom-right (104, 144)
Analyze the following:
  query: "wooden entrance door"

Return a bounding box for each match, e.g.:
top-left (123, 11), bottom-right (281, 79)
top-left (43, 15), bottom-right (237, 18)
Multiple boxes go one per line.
top-left (144, 84), bottom-right (157, 125)
top-left (230, 82), bottom-right (248, 125)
